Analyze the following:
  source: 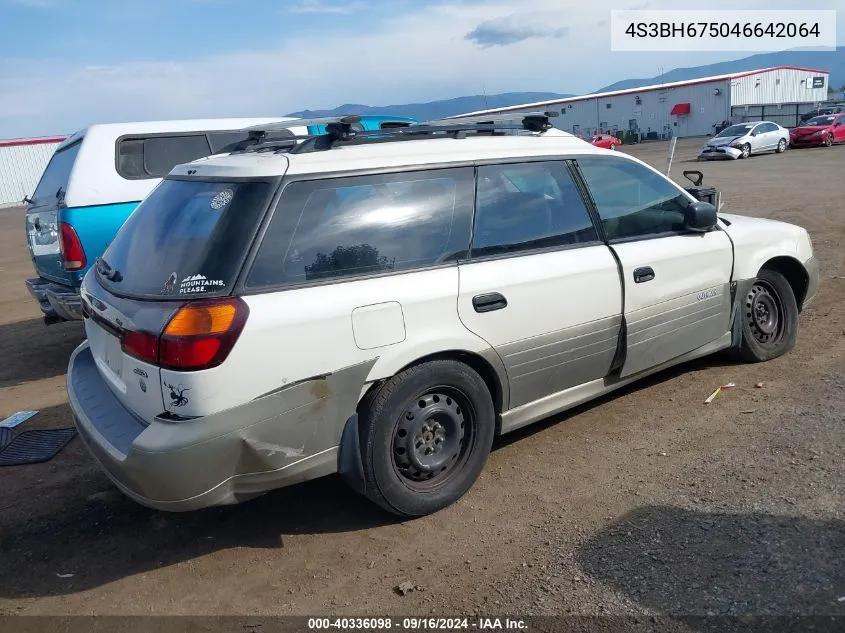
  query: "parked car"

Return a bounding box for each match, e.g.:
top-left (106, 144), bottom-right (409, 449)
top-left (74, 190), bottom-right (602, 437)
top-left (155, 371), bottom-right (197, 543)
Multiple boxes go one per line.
top-left (67, 114), bottom-right (818, 518)
top-left (698, 121), bottom-right (790, 160)
top-left (590, 133), bottom-right (620, 150)
top-left (789, 113), bottom-right (845, 148)
top-left (24, 115), bottom-right (417, 325)
top-left (799, 105), bottom-right (843, 124)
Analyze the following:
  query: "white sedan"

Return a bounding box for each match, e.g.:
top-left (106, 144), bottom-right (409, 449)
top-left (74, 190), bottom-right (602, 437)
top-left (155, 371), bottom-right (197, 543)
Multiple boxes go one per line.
top-left (699, 121), bottom-right (790, 160)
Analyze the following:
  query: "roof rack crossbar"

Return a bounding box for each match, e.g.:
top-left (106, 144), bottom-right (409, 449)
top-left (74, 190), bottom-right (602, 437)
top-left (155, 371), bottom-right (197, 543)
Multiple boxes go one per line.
top-left (224, 112), bottom-right (560, 155)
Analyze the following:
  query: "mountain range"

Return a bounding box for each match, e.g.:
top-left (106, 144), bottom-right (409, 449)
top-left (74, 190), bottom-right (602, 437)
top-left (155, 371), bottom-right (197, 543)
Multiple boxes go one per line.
top-left (287, 47), bottom-right (844, 121)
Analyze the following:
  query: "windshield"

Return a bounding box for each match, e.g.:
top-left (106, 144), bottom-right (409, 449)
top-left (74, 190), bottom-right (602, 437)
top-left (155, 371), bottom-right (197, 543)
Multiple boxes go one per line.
top-left (30, 140), bottom-right (81, 207)
top-left (97, 178), bottom-right (273, 298)
top-left (804, 116), bottom-right (836, 126)
top-left (716, 124), bottom-right (754, 138)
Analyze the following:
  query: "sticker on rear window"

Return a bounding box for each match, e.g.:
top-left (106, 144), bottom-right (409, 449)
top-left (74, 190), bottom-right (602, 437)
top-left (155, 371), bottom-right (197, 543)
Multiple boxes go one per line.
top-left (210, 188), bottom-right (234, 210)
top-left (179, 274), bottom-right (225, 294)
top-left (163, 271), bottom-right (178, 294)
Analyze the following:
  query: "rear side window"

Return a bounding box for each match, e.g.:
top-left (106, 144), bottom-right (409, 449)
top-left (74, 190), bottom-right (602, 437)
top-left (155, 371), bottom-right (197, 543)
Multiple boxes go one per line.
top-left (99, 179), bottom-right (273, 298)
top-left (117, 135), bottom-right (212, 179)
top-left (247, 168), bottom-right (474, 288)
top-left (577, 156), bottom-right (688, 242)
top-left (31, 141), bottom-right (82, 207)
top-left (472, 161), bottom-right (598, 257)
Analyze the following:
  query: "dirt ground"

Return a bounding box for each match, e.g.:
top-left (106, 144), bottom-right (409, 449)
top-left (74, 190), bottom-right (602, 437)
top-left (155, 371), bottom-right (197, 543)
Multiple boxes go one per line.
top-left (0, 138), bottom-right (843, 625)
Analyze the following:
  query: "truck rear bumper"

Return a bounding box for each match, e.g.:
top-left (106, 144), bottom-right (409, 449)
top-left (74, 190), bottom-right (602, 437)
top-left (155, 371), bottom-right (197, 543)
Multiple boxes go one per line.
top-left (25, 278), bottom-right (83, 324)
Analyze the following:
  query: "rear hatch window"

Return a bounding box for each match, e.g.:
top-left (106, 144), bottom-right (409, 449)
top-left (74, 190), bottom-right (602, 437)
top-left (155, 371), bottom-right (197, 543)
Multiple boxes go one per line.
top-left (30, 140), bottom-right (81, 209)
top-left (96, 178), bottom-right (273, 299)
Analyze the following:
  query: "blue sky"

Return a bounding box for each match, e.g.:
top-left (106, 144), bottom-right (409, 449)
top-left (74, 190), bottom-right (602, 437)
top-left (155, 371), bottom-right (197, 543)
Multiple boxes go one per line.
top-left (0, 0), bottom-right (842, 138)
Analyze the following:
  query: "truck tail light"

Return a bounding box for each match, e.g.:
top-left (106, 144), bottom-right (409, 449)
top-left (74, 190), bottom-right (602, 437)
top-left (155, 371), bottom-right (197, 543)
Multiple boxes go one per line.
top-left (119, 298), bottom-right (249, 371)
top-left (59, 222), bottom-right (86, 271)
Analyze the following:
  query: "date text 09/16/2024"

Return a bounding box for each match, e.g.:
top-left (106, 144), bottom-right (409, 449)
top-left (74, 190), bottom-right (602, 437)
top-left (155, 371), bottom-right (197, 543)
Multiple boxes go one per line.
top-left (307, 617), bottom-right (528, 631)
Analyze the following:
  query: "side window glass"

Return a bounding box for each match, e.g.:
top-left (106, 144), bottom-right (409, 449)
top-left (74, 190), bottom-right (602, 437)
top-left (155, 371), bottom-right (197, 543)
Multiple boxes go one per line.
top-left (471, 161), bottom-right (598, 257)
top-left (247, 168), bottom-right (474, 287)
top-left (576, 156), bottom-right (688, 241)
top-left (143, 135), bottom-right (211, 177)
top-left (117, 135), bottom-right (212, 179)
top-left (208, 131), bottom-right (250, 153)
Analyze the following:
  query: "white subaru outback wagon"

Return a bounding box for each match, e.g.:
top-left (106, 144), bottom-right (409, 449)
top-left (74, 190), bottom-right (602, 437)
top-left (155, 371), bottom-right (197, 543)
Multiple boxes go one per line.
top-left (67, 114), bottom-right (819, 518)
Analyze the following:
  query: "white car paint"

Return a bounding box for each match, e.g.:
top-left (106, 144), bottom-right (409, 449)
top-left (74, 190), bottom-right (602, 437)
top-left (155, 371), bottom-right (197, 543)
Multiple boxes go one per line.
top-left (720, 213), bottom-right (814, 279)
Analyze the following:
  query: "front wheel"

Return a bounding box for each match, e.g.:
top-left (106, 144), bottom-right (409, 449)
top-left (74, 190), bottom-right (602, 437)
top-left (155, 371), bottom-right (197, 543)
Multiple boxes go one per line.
top-left (739, 143), bottom-right (751, 159)
top-left (776, 138), bottom-right (787, 153)
top-left (358, 360), bottom-right (496, 518)
top-left (736, 268), bottom-right (799, 363)
top-left (824, 134), bottom-right (834, 147)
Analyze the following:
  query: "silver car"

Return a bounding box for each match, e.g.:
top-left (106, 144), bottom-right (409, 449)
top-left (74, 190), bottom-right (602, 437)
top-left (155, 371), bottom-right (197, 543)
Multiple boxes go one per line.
top-left (698, 121), bottom-right (790, 160)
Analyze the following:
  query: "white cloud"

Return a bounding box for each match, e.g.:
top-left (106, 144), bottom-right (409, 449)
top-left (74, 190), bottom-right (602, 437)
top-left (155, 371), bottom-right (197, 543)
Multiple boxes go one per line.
top-left (0, 0), bottom-right (841, 137)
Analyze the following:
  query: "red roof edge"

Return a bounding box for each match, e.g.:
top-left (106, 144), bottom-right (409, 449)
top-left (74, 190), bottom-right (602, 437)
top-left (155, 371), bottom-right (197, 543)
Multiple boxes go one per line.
top-left (0, 136), bottom-right (67, 149)
top-left (730, 65), bottom-right (830, 80)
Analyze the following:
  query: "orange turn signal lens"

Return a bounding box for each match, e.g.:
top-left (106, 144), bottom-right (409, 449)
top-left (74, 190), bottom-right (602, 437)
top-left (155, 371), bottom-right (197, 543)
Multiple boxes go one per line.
top-left (164, 301), bottom-right (238, 337)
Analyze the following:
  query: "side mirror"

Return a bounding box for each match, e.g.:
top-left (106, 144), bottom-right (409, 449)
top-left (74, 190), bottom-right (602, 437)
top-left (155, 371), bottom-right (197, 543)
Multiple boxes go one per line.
top-left (685, 201), bottom-right (718, 233)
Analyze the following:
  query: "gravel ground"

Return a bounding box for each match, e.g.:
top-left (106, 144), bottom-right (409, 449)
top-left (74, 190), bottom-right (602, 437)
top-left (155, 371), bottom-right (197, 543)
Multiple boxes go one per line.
top-left (0, 138), bottom-right (843, 631)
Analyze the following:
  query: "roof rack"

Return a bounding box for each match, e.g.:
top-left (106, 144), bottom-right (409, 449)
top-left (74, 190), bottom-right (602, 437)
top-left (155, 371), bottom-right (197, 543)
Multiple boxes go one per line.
top-left (428, 110), bottom-right (560, 133)
top-left (225, 111), bottom-right (561, 155)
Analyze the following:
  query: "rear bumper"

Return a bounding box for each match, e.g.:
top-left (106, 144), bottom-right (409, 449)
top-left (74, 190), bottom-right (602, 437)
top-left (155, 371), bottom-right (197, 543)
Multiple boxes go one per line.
top-left (67, 343), bottom-right (372, 512)
top-left (25, 278), bottom-right (83, 323)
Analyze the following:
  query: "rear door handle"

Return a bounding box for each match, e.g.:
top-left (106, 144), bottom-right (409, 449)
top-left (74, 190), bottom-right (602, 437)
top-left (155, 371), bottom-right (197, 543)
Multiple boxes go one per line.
top-left (472, 292), bottom-right (508, 313)
top-left (633, 267), bottom-right (655, 283)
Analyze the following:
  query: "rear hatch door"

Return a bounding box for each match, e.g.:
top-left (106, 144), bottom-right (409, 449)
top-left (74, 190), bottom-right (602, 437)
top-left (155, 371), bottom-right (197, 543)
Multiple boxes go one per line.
top-left (25, 139), bottom-right (83, 284)
top-left (84, 176), bottom-right (276, 420)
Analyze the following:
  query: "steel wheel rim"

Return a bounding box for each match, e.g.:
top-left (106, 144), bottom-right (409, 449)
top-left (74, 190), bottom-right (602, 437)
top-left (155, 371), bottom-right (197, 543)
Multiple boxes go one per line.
top-left (741, 144), bottom-right (750, 158)
top-left (825, 135), bottom-right (833, 147)
top-left (391, 387), bottom-right (476, 492)
top-left (745, 280), bottom-right (786, 347)
top-left (778, 139), bottom-right (786, 152)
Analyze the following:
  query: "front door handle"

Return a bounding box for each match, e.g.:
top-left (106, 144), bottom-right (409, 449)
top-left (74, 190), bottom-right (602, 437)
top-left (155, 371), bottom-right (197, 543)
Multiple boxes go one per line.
top-left (472, 292), bottom-right (508, 313)
top-left (633, 267), bottom-right (655, 283)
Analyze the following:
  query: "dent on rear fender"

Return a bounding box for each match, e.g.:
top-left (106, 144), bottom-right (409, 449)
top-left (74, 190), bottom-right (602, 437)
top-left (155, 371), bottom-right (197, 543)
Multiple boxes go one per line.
top-left (133, 360), bottom-right (376, 487)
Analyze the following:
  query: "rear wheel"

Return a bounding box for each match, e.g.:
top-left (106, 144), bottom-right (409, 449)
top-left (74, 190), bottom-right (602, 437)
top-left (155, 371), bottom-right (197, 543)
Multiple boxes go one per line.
top-left (736, 268), bottom-right (799, 363)
top-left (824, 134), bottom-right (834, 147)
top-left (358, 360), bottom-right (495, 518)
top-left (739, 143), bottom-right (751, 159)
top-left (609, 144), bottom-right (618, 151)
top-left (776, 138), bottom-right (787, 153)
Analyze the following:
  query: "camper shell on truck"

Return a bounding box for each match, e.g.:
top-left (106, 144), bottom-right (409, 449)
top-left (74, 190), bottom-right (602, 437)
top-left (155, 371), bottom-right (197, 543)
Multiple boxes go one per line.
top-left (24, 115), bottom-right (417, 324)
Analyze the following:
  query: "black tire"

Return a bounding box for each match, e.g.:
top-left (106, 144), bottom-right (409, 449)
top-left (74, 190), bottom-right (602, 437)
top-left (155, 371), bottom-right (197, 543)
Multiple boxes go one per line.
top-left (739, 143), bottom-right (751, 159)
top-left (358, 360), bottom-right (495, 518)
top-left (824, 134), bottom-right (834, 147)
top-left (737, 268), bottom-right (799, 363)
top-left (776, 138), bottom-right (787, 153)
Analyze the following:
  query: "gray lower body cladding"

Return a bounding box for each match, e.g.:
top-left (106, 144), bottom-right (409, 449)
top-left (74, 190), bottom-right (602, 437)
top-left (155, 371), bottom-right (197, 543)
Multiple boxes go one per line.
top-left (498, 316), bottom-right (622, 409)
top-left (67, 343), bottom-right (374, 511)
top-left (621, 284), bottom-right (732, 377)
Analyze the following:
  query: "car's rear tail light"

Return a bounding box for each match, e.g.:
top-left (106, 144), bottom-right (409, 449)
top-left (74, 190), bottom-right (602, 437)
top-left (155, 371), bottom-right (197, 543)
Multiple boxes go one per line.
top-left (122, 330), bottom-right (159, 365)
top-left (159, 298), bottom-right (249, 371)
top-left (58, 222), bottom-right (86, 271)
top-left (118, 298), bottom-right (248, 372)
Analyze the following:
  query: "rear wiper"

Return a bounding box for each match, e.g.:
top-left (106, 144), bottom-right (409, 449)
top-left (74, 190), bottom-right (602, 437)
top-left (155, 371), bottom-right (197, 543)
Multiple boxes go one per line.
top-left (95, 257), bottom-right (123, 282)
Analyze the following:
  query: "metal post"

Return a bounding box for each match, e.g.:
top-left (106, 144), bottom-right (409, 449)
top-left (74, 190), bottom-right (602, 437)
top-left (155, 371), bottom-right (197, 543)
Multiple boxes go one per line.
top-left (665, 136), bottom-right (678, 177)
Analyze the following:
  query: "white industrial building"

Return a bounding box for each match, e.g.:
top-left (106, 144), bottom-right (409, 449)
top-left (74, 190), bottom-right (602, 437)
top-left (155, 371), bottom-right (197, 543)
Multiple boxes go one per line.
top-left (457, 66), bottom-right (830, 140)
top-left (0, 136), bottom-right (66, 207)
